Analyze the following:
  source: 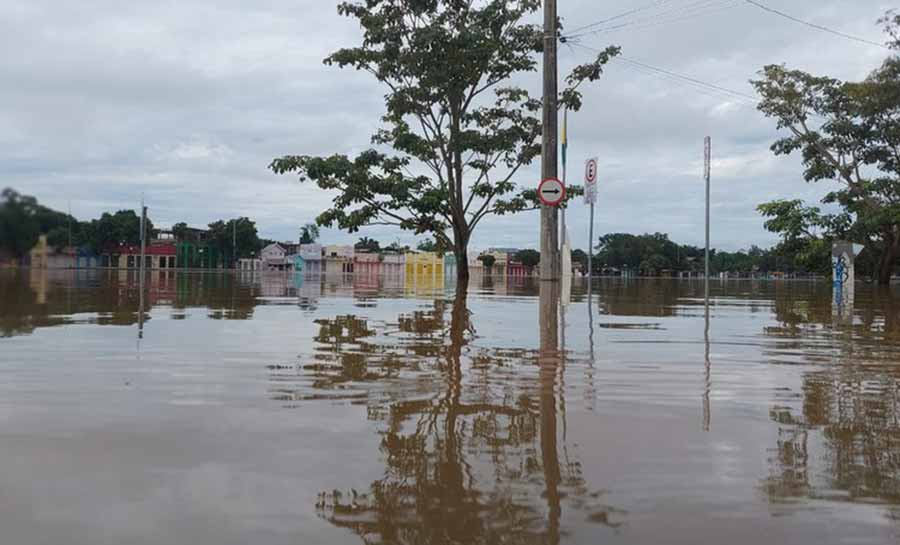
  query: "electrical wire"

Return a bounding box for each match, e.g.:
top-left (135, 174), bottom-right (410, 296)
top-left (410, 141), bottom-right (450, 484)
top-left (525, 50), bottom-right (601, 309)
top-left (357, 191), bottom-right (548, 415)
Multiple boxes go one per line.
top-left (566, 0), bottom-right (674, 35)
top-left (571, 43), bottom-right (760, 106)
top-left (743, 0), bottom-right (889, 49)
top-left (564, 0), bottom-right (742, 40)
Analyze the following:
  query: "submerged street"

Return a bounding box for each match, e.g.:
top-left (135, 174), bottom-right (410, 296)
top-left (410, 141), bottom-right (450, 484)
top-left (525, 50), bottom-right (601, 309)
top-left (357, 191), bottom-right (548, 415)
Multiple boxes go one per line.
top-left (2, 270), bottom-right (900, 544)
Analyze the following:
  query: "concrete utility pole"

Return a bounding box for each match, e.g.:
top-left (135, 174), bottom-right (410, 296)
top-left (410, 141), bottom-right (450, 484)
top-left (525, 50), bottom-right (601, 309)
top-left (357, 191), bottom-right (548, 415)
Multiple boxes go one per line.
top-left (704, 136), bottom-right (711, 304)
top-left (540, 0), bottom-right (560, 281)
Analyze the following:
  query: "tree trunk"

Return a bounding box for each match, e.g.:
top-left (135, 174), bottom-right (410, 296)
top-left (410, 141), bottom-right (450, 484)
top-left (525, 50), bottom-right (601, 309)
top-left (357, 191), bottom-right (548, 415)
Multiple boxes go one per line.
top-left (454, 244), bottom-right (469, 284)
top-left (878, 235), bottom-right (899, 286)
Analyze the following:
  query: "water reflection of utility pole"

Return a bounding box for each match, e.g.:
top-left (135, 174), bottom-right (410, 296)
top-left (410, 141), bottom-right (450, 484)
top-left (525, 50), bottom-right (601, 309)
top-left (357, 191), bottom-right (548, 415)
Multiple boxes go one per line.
top-left (539, 281), bottom-right (562, 545)
top-left (703, 287), bottom-right (711, 432)
top-left (587, 282), bottom-right (596, 412)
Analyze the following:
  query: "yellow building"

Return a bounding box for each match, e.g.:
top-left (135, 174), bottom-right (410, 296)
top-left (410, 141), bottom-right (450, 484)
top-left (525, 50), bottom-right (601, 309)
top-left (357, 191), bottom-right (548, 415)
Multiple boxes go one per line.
top-left (405, 251), bottom-right (444, 277)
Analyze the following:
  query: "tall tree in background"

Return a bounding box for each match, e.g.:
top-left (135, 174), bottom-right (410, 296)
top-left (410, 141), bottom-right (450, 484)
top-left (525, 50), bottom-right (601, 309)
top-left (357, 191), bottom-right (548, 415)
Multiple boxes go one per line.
top-left (172, 222), bottom-right (190, 242)
top-left (355, 236), bottom-right (381, 253)
top-left (271, 0), bottom-right (620, 282)
top-left (752, 13), bottom-right (900, 285)
top-left (514, 248), bottom-right (540, 271)
top-left (416, 238), bottom-right (447, 255)
top-left (299, 223), bottom-right (320, 244)
top-left (0, 189), bottom-right (40, 257)
top-left (208, 218), bottom-right (261, 261)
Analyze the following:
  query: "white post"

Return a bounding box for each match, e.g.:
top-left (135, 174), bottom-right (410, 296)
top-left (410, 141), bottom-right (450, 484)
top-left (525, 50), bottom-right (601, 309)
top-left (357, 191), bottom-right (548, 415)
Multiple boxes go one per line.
top-left (704, 137), bottom-right (711, 308)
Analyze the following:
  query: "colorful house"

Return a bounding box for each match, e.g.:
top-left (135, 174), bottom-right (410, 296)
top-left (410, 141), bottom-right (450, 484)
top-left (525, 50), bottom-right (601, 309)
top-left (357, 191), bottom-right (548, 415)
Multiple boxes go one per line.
top-left (300, 244), bottom-right (323, 274)
top-left (324, 245), bottom-right (354, 274)
top-left (261, 243), bottom-right (291, 271)
top-left (444, 253), bottom-right (457, 279)
top-left (105, 242), bottom-right (177, 269)
top-left (381, 252), bottom-right (405, 277)
top-left (354, 251), bottom-right (381, 275)
top-left (405, 251), bottom-right (444, 277)
top-left (176, 241), bottom-right (221, 269)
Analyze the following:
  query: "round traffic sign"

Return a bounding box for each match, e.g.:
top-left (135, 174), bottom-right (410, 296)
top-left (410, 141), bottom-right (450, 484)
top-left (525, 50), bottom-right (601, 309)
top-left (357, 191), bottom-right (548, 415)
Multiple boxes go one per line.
top-left (585, 158), bottom-right (598, 184)
top-left (538, 177), bottom-right (566, 207)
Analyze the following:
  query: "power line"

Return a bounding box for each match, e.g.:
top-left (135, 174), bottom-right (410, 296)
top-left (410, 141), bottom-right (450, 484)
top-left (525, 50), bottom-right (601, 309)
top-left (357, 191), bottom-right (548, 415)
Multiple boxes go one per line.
top-left (566, 0), bottom-right (674, 35)
top-left (564, 0), bottom-right (740, 40)
top-left (743, 0), bottom-right (889, 49)
top-left (571, 43), bottom-right (759, 105)
top-left (618, 56), bottom-right (759, 103)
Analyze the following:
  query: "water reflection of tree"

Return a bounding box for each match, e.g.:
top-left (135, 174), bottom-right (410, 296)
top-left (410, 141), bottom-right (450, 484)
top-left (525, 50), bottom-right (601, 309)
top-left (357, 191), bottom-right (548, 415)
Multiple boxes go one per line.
top-left (0, 270), bottom-right (148, 336)
top-left (764, 286), bottom-right (900, 504)
top-left (311, 286), bottom-right (614, 544)
top-left (765, 366), bottom-right (900, 503)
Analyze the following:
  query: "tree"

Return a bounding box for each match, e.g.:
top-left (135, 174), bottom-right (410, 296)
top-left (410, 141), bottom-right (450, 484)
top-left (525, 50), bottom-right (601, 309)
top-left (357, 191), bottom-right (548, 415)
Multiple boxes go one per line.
top-left (0, 189), bottom-right (40, 257)
top-left (478, 253), bottom-right (496, 271)
top-left (416, 238), bottom-right (447, 255)
top-left (571, 248), bottom-right (588, 273)
top-left (355, 236), bottom-right (381, 253)
top-left (299, 223), bottom-right (320, 244)
top-left (78, 210), bottom-right (152, 253)
top-left (270, 0), bottom-right (620, 282)
top-left (752, 14), bottom-right (900, 284)
top-left (208, 218), bottom-right (262, 264)
top-left (172, 222), bottom-right (190, 242)
top-left (514, 248), bottom-right (540, 271)
top-left (756, 200), bottom-right (836, 275)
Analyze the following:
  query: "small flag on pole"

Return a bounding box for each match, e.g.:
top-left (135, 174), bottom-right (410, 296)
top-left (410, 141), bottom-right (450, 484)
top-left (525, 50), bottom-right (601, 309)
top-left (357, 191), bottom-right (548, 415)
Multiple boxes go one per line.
top-left (561, 109), bottom-right (568, 176)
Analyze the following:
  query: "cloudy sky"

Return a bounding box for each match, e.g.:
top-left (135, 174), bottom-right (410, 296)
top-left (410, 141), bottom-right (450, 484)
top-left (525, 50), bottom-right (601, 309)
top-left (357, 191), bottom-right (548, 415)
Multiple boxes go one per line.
top-left (1, 0), bottom-right (892, 251)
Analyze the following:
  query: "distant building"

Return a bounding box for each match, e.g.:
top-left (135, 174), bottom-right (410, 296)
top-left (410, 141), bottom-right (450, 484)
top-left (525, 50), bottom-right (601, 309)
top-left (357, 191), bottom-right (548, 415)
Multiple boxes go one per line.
top-left (354, 251), bottom-right (381, 275)
top-left (406, 251), bottom-right (443, 277)
top-left (260, 243), bottom-right (291, 271)
top-left (103, 242), bottom-right (177, 269)
top-left (324, 245), bottom-right (354, 274)
top-left (238, 258), bottom-right (261, 271)
top-left (507, 260), bottom-right (529, 277)
top-left (176, 241), bottom-right (221, 269)
top-left (444, 253), bottom-right (457, 278)
top-left (300, 244), bottom-right (323, 274)
top-left (381, 251), bottom-right (405, 277)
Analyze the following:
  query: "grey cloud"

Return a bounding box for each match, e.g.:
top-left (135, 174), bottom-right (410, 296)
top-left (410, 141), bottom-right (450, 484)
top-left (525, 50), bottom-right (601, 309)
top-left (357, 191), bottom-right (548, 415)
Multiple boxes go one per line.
top-left (0, 0), bottom-right (890, 251)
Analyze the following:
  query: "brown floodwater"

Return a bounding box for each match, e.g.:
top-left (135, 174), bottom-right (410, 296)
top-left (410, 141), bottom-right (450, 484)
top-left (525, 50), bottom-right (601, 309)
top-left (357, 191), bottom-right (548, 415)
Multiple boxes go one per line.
top-left (2, 269), bottom-right (900, 544)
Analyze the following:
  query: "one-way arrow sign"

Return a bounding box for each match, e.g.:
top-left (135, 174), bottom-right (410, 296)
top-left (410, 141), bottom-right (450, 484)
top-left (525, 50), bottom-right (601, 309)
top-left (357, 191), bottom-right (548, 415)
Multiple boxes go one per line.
top-left (538, 178), bottom-right (565, 207)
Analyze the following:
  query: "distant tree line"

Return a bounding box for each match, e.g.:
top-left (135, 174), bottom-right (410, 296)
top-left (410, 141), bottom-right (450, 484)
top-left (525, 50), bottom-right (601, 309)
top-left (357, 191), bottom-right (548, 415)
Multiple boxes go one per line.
top-left (0, 188), bottom-right (263, 262)
top-left (591, 232), bottom-right (840, 277)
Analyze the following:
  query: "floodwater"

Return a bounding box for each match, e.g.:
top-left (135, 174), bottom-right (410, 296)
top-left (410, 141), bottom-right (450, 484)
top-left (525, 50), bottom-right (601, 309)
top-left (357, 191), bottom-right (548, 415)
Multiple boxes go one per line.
top-left (2, 270), bottom-right (900, 545)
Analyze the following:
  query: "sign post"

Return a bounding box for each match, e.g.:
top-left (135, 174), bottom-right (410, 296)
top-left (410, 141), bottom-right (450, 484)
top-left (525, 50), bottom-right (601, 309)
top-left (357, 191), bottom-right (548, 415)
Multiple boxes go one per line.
top-left (584, 157), bottom-right (598, 280)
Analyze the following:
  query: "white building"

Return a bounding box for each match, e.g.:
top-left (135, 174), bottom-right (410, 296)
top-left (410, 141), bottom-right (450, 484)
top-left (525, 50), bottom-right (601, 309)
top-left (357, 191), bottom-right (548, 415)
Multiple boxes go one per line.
top-left (299, 243), bottom-right (323, 274)
top-left (260, 243), bottom-right (290, 271)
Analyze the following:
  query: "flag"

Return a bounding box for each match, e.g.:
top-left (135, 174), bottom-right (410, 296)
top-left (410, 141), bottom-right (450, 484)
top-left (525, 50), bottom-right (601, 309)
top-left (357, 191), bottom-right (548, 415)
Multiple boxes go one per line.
top-left (561, 109), bottom-right (568, 180)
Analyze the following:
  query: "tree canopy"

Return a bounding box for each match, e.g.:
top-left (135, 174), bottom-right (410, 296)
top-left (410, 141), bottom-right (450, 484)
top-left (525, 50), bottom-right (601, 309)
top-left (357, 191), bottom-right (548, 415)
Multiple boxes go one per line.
top-left (207, 218), bottom-right (262, 261)
top-left (355, 236), bottom-right (381, 252)
top-left (299, 223), bottom-right (320, 244)
top-left (514, 248), bottom-right (540, 269)
top-left (271, 0), bottom-right (620, 280)
top-left (751, 13), bottom-right (900, 284)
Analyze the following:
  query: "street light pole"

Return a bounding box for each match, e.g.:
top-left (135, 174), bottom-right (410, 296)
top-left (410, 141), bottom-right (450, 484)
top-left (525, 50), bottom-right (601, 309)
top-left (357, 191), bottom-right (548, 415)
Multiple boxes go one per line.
top-left (540, 0), bottom-right (560, 281)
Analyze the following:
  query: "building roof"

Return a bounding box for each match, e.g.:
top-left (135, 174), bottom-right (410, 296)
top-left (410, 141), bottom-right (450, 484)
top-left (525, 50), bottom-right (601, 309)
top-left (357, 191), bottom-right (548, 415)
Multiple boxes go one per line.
top-left (103, 242), bottom-right (176, 256)
top-left (261, 242), bottom-right (286, 253)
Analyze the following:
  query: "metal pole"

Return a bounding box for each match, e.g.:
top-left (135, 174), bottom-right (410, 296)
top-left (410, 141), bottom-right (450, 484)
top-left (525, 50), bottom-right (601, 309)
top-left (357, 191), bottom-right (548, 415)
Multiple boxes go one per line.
top-left (233, 219), bottom-right (237, 268)
top-left (704, 137), bottom-right (711, 301)
top-left (588, 202), bottom-right (594, 281)
top-left (140, 202), bottom-right (147, 275)
top-left (561, 108), bottom-right (567, 268)
top-left (540, 0), bottom-right (560, 281)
